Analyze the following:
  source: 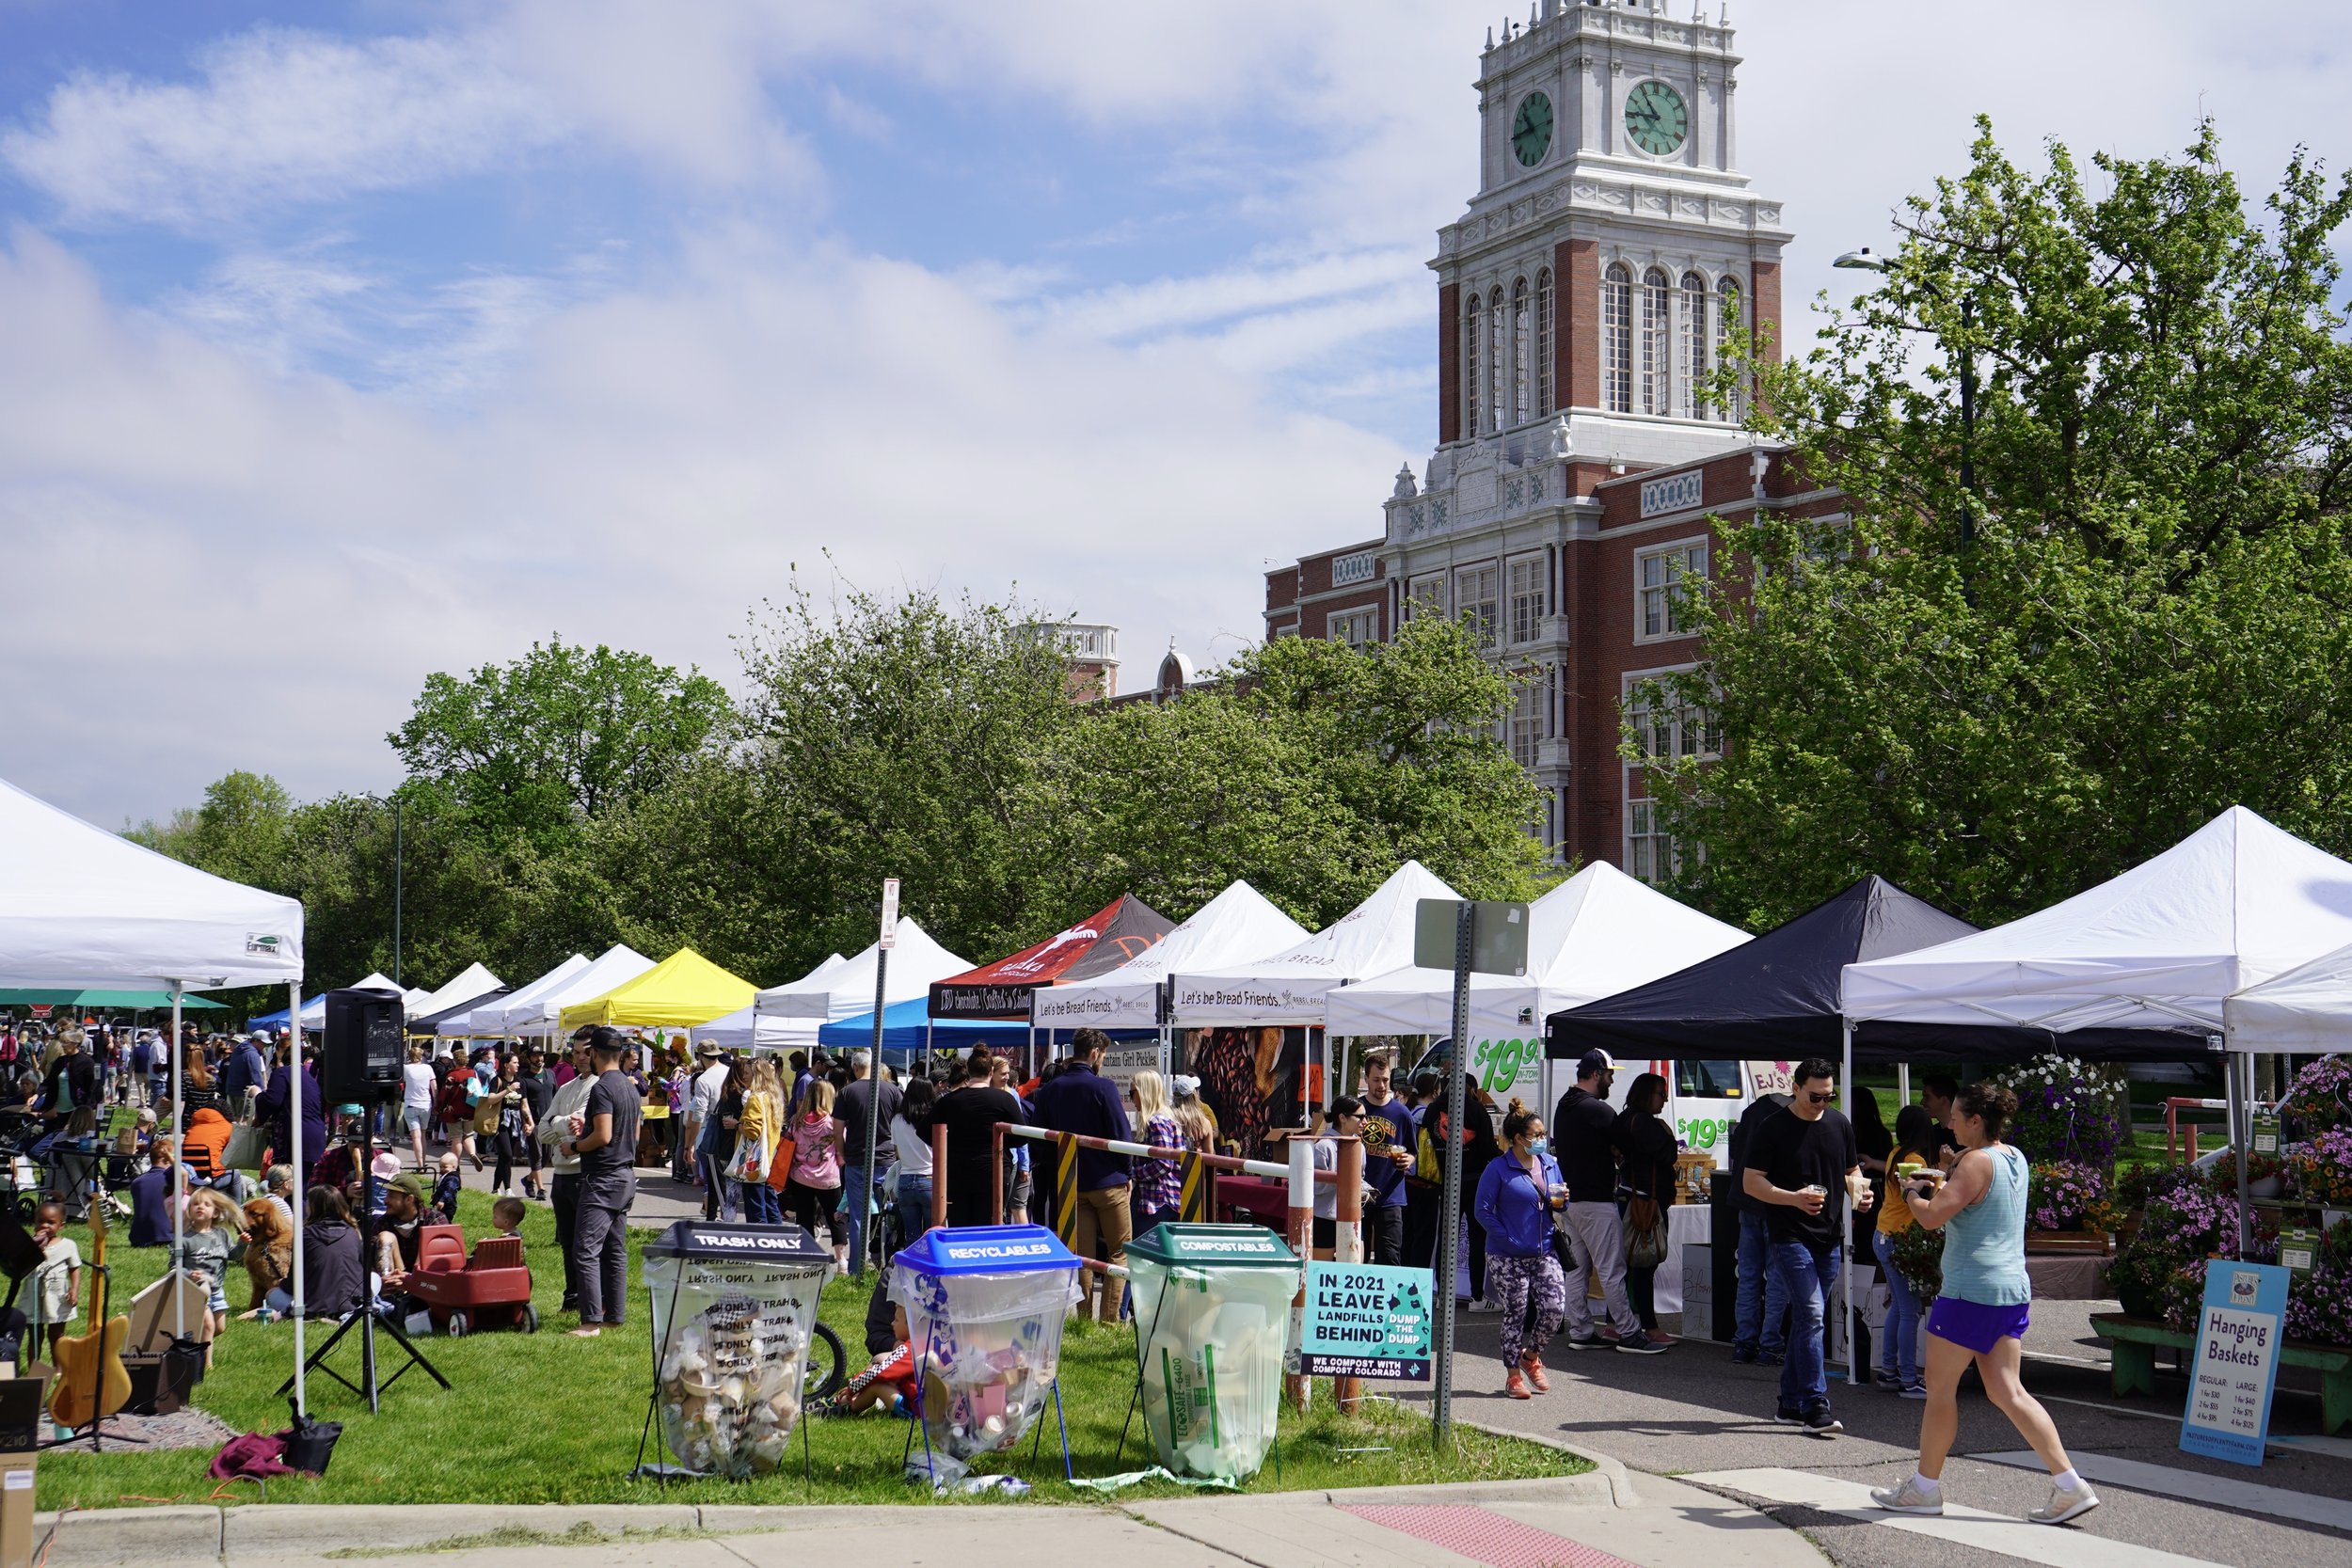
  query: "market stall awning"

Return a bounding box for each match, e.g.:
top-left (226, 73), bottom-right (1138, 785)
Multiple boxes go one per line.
top-left (1549, 875), bottom-right (1974, 1061)
top-left (818, 996), bottom-right (1036, 1053)
top-left (694, 953), bottom-right (848, 1052)
top-left (1169, 861), bottom-right (1459, 1027)
top-left (250, 970), bottom-right (400, 1029)
top-left (761, 919), bottom-right (973, 1022)
top-left (558, 947), bottom-right (756, 1031)
top-left (485, 943), bottom-right (652, 1035)
top-left (930, 895), bottom-right (1173, 1021)
top-left (1843, 805), bottom-right (2352, 1057)
top-left (2224, 937), bottom-right (2352, 1052)
top-left (0, 988), bottom-right (228, 1010)
top-left (0, 774), bottom-right (303, 990)
top-left (1331, 861), bottom-right (1749, 1041)
top-left (1032, 880), bottom-right (1310, 1031)
top-left (401, 962), bottom-right (503, 1027)
top-left (437, 954), bottom-right (588, 1037)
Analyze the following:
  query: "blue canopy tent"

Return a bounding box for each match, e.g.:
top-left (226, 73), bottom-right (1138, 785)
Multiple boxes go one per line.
top-left (816, 996), bottom-right (1150, 1077)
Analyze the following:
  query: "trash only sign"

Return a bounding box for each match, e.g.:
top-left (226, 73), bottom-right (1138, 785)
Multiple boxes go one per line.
top-left (1300, 1261), bottom-right (1432, 1380)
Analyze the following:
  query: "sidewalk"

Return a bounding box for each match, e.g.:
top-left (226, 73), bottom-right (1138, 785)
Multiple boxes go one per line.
top-left (39, 1465), bottom-right (1828, 1568)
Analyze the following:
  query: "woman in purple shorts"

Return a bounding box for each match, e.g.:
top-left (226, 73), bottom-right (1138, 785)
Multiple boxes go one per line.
top-left (1871, 1082), bottom-right (2100, 1527)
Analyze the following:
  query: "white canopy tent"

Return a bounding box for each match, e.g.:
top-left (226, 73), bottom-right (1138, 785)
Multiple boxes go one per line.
top-left (1838, 804), bottom-right (2352, 1386)
top-left (755, 918), bottom-right (971, 1023)
top-left (2224, 938), bottom-right (2352, 1052)
top-left (1032, 880), bottom-right (1310, 1033)
top-left (1326, 862), bottom-right (1750, 1038)
top-left (694, 953), bottom-right (849, 1052)
top-left (1168, 861), bottom-right (1460, 1027)
top-left (0, 774), bottom-right (313, 1410)
top-left (438, 954), bottom-right (589, 1037)
top-left (402, 961), bottom-right (503, 1027)
top-left (484, 943), bottom-right (654, 1036)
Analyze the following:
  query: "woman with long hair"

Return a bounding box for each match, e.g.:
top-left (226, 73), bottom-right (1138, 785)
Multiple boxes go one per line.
top-left (1170, 1074), bottom-right (1219, 1155)
top-left (890, 1076), bottom-right (937, 1243)
top-left (734, 1058), bottom-right (787, 1225)
top-left (1873, 1083), bottom-right (2097, 1525)
top-left (1872, 1103), bottom-right (1937, 1397)
top-left (1471, 1099), bottom-right (1567, 1400)
top-left (1130, 1071), bottom-right (1186, 1238)
top-left (1614, 1071), bottom-right (1678, 1338)
top-left (786, 1077), bottom-right (845, 1261)
top-left (487, 1055), bottom-right (535, 1196)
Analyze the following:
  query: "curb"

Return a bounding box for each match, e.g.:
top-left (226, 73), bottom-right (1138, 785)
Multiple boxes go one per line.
top-left (1453, 1417), bottom-right (1640, 1508)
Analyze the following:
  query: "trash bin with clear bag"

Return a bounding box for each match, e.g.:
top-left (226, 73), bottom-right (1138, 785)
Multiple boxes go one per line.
top-left (889, 1224), bottom-right (1081, 1483)
top-left (640, 1220), bottom-right (833, 1481)
top-left (1123, 1223), bottom-right (1298, 1482)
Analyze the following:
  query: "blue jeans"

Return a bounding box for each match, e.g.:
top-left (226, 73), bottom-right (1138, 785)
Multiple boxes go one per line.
top-left (896, 1173), bottom-right (933, 1245)
top-left (739, 1180), bottom-right (782, 1226)
top-left (841, 1164), bottom-right (875, 1269)
top-left (1735, 1211), bottom-right (1789, 1357)
top-left (1872, 1229), bottom-right (1922, 1386)
top-left (1766, 1237), bottom-right (1841, 1411)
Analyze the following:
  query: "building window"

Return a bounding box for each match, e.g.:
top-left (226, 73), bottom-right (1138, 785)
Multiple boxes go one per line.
top-left (1455, 564), bottom-right (1500, 647)
top-left (1627, 799), bottom-right (1678, 884)
top-left (1511, 277), bottom-right (1532, 426)
top-left (1487, 289), bottom-right (1507, 435)
top-left (1602, 263), bottom-right (1632, 414)
top-left (1509, 667), bottom-right (1551, 768)
top-left (1533, 267), bottom-right (1553, 416)
top-left (1625, 688), bottom-right (1720, 763)
top-left (1327, 608), bottom-right (1377, 648)
top-left (1508, 556), bottom-right (1546, 644)
top-left (1463, 294), bottom-right (1482, 437)
top-left (1641, 267), bottom-right (1672, 416)
top-left (1715, 277), bottom-right (1743, 421)
top-left (1677, 272), bottom-right (1708, 420)
top-left (1406, 576), bottom-right (1446, 622)
top-left (1636, 539), bottom-right (1708, 640)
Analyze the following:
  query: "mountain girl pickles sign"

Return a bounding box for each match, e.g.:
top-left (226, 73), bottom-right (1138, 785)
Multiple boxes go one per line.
top-left (1300, 1262), bottom-right (1432, 1379)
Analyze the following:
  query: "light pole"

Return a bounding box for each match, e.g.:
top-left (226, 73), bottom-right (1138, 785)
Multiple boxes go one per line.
top-left (1835, 246), bottom-right (1977, 554)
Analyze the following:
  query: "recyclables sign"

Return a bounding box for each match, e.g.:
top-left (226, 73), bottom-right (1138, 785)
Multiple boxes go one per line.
top-left (1299, 1261), bottom-right (1432, 1380)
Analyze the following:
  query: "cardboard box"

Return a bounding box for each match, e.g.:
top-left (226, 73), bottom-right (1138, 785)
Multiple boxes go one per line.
top-left (0, 1376), bottom-right (45, 1568)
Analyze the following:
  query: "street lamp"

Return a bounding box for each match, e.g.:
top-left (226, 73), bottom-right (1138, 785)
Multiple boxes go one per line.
top-left (1835, 245), bottom-right (1977, 554)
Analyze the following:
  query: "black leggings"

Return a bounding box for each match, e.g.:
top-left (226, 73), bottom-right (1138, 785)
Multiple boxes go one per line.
top-left (493, 1128), bottom-right (527, 1192)
top-left (784, 1180), bottom-right (840, 1244)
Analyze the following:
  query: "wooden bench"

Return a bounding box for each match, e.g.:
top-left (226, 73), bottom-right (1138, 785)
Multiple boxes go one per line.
top-left (2090, 1313), bottom-right (2351, 1434)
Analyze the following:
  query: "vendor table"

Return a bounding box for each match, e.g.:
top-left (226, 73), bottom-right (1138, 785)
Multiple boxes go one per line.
top-left (1648, 1205), bottom-right (1711, 1315)
top-left (2024, 1252), bottom-right (2111, 1301)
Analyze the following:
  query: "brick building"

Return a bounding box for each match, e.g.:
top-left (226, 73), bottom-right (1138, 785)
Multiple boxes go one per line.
top-left (1263, 1), bottom-right (1843, 877)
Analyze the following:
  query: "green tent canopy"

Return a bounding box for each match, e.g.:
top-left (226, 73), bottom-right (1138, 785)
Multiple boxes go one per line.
top-left (0, 988), bottom-right (229, 1010)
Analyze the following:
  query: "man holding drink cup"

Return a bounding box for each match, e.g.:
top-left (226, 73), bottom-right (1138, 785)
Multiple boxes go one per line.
top-left (1741, 1058), bottom-right (1873, 1434)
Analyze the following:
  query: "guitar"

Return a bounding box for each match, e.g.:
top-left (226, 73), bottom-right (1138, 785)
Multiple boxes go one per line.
top-left (49, 1174), bottom-right (131, 1431)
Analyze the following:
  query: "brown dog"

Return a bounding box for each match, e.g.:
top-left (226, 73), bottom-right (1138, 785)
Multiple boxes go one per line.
top-left (241, 1196), bottom-right (293, 1312)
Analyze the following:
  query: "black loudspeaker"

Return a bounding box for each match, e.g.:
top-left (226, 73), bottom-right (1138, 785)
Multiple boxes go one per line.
top-left (322, 988), bottom-right (405, 1102)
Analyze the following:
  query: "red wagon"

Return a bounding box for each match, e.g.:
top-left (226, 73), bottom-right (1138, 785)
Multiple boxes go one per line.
top-left (404, 1225), bottom-right (537, 1336)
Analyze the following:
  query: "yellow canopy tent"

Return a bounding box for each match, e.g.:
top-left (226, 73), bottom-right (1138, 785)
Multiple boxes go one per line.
top-left (557, 947), bottom-right (756, 1031)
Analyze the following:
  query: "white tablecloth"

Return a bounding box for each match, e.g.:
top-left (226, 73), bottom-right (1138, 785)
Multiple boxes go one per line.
top-left (1650, 1205), bottom-right (1712, 1315)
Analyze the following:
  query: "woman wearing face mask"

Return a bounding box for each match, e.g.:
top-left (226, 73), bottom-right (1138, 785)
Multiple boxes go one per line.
top-left (1615, 1071), bottom-right (1678, 1341)
top-left (1472, 1099), bottom-right (1567, 1400)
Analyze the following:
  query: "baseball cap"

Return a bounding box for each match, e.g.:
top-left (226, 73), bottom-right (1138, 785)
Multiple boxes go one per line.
top-left (389, 1173), bottom-right (428, 1201)
top-left (1576, 1049), bottom-right (1619, 1078)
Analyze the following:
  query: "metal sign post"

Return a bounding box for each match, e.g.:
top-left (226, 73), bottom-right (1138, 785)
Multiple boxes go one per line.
top-left (857, 879), bottom-right (900, 1276)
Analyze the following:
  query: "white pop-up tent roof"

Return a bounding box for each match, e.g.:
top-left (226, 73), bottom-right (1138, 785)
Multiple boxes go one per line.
top-left (695, 953), bottom-right (849, 1051)
top-left (402, 961), bottom-right (502, 1024)
top-left (2223, 938), bottom-right (2352, 1052)
top-left (439, 954), bottom-right (588, 1037)
top-left (1033, 880), bottom-right (1310, 1030)
top-left (1326, 862), bottom-right (1750, 1039)
top-left (1843, 806), bottom-right (2352, 1045)
top-left (756, 919), bottom-right (971, 1021)
top-left (0, 774), bottom-right (304, 990)
top-left (1169, 861), bottom-right (1460, 1027)
top-left (486, 943), bottom-right (654, 1035)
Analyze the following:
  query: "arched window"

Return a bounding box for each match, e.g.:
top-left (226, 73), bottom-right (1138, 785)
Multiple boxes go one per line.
top-left (1511, 277), bottom-right (1532, 426)
top-left (1641, 267), bottom-right (1672, 416)
top-left (1677, 271), bottom-right (1708, 420)
top-left (1464, 293), bottom-right (1482, 437)
top-left (1533, 268), bottom-right (1554, 416)
top-left (1602, 263), bottom-right (1633, 414)
top-left (1716, 277), bottom-right (1743, 421)
top-left (1487, 288), bottom-right (1506, 434)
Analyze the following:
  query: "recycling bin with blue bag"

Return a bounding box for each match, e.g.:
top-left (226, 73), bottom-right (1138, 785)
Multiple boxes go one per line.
top-left (888, 1224), bottom-right (1082, 1483)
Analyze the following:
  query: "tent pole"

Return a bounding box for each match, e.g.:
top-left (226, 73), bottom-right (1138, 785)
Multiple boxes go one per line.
top-left (1897, 1064), bottom-right (1911, 1109)
top-left (1840, 1017), bottom-right (1857, 1391)
top-left (169, 982), bottom-right (184, 1340)
top-left (290, 981), bottom-right (306, 1418)
top-left (2230, 1053), bottom-right (2249, 1259)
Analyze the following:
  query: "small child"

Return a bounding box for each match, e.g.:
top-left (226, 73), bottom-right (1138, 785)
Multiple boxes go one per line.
top-left (170, 1188), bottom-right (236, 1361)
top-left (27, 1201), bottom-right (81, 1362)
top-left (430, 1153), bottom-right (462, 1225)
top-left (816, 1302), bottom-right (920, 1418)
top-left (488, 1196), bottom-right (526, 1238)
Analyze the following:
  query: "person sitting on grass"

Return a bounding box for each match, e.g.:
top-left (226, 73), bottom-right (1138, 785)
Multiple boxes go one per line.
top-left (263, 1185), bottom-right (366, 1321)
top-left (128, 1140), bottom-right (189, 1248)
top-left (814, 1301), bottom-right (920, 1418)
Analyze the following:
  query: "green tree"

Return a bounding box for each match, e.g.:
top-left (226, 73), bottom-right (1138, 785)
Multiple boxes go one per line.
top-left (389, 637), bottom-right (732, 841)
top-left (1645, 120), bottom-right (2352, 929)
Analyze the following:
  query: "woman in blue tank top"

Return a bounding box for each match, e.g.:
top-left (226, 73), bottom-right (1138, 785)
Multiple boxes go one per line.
top-left (1870, 1082), bottom-right (2099, 1528)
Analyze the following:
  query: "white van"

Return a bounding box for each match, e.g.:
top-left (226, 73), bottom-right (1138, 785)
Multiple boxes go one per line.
top-left (1407, 1037), bottom-right (1792, 1169)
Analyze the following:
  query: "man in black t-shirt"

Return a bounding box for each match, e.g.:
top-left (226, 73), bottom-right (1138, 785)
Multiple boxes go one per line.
top-left (561, 1029), bottom-right (642, 1335)
top-left (935, 1053), bottom-right (1024, 1227)
top-left (1741, 1058), bottom-right (1873, 1433)
top-left (1729, 1091), bottom-right (1792, 1365)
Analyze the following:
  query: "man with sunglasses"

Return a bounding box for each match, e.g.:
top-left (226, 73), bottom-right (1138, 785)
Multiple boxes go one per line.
top-left (1742, 1058), bottom-right (1873, 1434)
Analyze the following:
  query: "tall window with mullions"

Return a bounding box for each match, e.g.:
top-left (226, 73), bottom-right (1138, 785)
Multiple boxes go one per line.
top-left (1677, 272), bottom-right (1709, 420)
top-left (1602, 263), bottom-right (1633, 414)
top-left (1533, 268), bottom-right (1554, 417)
top-left (1463, 293), bottom-right (1482, 437)
top-left (1641, 267), bottom-right (1672, 415)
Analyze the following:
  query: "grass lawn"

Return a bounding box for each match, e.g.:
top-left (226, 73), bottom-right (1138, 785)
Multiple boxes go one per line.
top-left (36, 1191), bottom-right (1583, 1509)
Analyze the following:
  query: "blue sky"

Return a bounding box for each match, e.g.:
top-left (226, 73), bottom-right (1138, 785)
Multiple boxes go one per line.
top-left (0, 0), bottom-right (2337, 828)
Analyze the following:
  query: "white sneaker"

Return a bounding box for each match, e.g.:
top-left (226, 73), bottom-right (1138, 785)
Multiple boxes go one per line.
top-left (2029, 1481), bottom-right (2101, 1525)
top-left (1869, 1476), bottom-right (1944, 1515)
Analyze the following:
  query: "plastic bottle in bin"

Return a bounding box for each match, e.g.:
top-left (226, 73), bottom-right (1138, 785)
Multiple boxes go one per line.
top-left (889, 1225), bottom-right (1082, 1482)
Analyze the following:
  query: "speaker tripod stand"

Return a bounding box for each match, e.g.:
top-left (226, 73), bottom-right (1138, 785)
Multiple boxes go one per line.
top-left (275, 1099), bottom-right (450, 1414)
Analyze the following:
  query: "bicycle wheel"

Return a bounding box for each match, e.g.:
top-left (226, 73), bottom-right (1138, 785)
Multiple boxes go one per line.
top-left (803, 1321), bottom-right (847, 1400)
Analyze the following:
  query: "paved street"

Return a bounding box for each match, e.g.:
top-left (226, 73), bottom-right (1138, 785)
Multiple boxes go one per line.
top-left (1423, 1307), bottom-right (2351, 1568)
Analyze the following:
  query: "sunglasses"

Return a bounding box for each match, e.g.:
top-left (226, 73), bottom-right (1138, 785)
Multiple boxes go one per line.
top-left (1804, 1090), bottom-right (1834, 1105)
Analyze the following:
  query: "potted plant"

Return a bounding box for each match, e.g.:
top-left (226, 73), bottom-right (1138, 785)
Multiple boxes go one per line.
top-left (2285, 1216), bottom-right (2352, 1349)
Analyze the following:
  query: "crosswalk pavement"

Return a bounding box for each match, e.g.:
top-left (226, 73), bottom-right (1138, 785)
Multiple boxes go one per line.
top-left (1684, 1465), bottom-right (2236, 1568)
top-left (1973, 1450), bottom-right (2352, 1534)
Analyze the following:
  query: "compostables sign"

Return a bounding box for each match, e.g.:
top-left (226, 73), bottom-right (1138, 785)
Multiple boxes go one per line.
top-left (1299, 1261), bottom-right (1432, 1380)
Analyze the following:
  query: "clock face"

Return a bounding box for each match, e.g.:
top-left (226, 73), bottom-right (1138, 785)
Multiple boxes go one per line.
top-left (1511, 92), bottom-right (1553, 167)
top-left (1624, 79), bottom-right (1689, 157)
